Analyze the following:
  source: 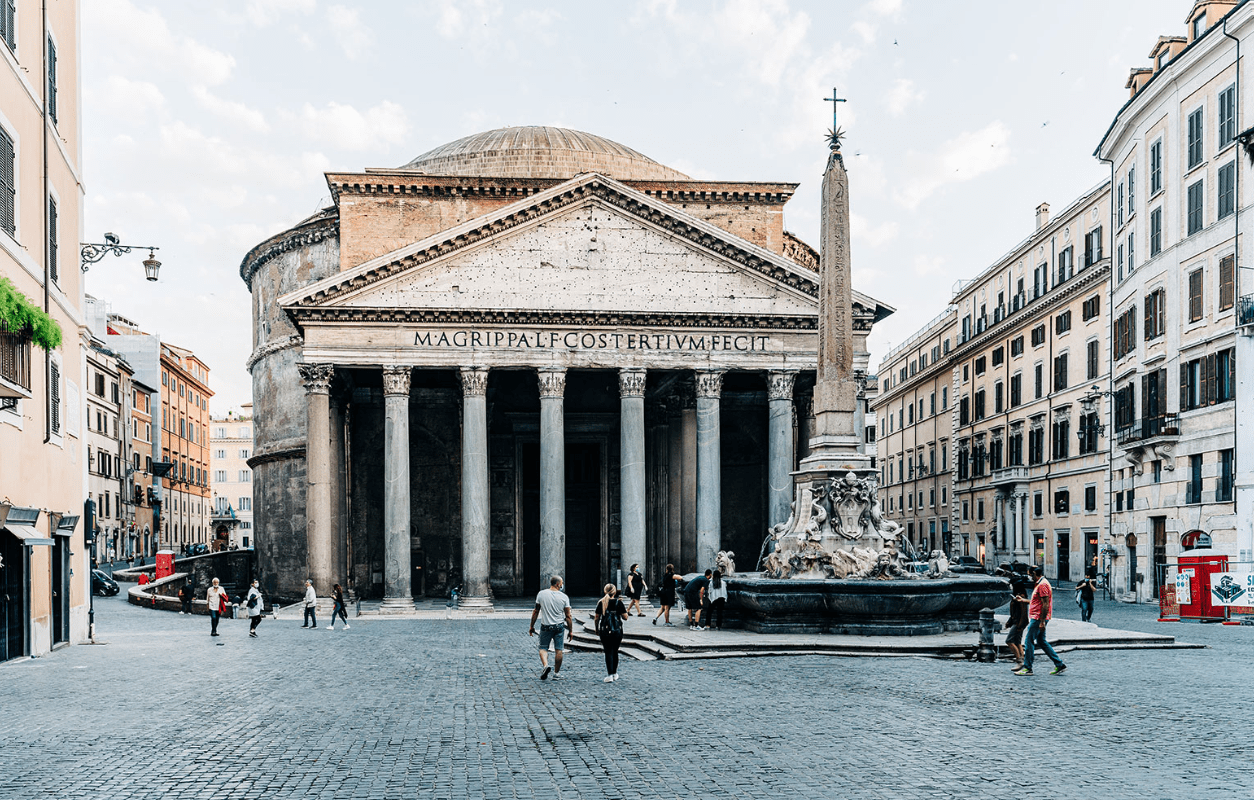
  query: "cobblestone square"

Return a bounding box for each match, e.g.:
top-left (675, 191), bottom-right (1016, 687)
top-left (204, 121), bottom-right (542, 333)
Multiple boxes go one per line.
top-left (2, 593), bottom-right (1248, 800)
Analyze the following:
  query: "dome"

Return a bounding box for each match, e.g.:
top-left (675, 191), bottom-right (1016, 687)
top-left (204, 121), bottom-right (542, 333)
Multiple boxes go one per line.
top-left (399, 126), bottom-right (690, 181)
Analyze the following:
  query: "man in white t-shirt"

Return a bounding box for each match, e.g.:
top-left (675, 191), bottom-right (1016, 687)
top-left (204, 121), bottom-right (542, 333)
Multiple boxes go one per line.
top-left (528, 575), bottom-right (573, 681)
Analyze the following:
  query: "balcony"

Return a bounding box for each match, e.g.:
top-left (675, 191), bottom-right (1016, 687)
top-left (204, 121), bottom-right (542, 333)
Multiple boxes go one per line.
top-left (0, 328), bottom-right (32, 399)
top-left (990, 466), bottom-right (1030, 487)
top-left (1239, 294), bottom-right (1254, 329)
top-left (1115, 414), bottom-right (1180, 448)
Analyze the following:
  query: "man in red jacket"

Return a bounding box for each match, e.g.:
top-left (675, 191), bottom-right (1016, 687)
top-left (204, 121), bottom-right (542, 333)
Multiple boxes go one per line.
top-left (1013, 565), bottom-right (1067, 676)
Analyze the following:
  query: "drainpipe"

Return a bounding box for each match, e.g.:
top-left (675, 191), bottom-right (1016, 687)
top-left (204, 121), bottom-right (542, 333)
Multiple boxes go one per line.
top-left (1097, 152), bottom-right (1115, 600)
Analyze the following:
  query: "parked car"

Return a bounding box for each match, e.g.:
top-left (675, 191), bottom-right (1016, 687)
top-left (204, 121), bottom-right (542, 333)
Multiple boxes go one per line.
top-left (949, 556), bottom-right (986, 574)
top-left (92, 570), bottom-right (120, 596)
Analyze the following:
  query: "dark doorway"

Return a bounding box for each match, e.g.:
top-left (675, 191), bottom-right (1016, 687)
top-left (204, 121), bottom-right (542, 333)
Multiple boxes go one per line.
top-left (1056, 532), bottom-right (1070, 583)
top-left (520, 442), bottom-right (602, 597)
top-left (52, 536), bottom-right (70, 645)
top-left (1085, 534), bottom-right (1099, 578)
top-left (0, 534), bottom-right (25, 662)
top-left (1152, 517), bottom-right (1167, 599)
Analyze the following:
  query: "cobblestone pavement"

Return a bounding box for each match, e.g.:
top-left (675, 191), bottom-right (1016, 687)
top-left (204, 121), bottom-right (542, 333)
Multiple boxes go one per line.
top-left (1, 591), bottom-right (1249, 800)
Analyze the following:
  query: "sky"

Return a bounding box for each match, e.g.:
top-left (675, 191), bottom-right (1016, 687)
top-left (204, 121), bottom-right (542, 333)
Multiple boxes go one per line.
top-left (81, 0), bottom-right (1191, 412)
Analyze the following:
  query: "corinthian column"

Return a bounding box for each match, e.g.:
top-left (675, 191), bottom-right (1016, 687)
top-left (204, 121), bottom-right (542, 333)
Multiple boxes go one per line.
top-left (380, 365), bottom-right (414, 611)
top-left (538, 369), bottom-right (567, 585)
top-left (298, 362), bottom-right (334, 595)
top-left (619, 369), bottom-right (647, 589)
top-left (767, 371), bottom-right (798, 528)
top-left (695, 370), bottom-right (723, 570)
top-left (459, 367), bottom-right (493, 611)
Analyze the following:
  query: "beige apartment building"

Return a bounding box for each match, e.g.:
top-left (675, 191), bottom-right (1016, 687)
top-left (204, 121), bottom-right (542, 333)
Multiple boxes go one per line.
top-left (127, 378), bottom-right (156, 558)
top-left (875, 185), bottom-right (1113, 582)
top-left (1097, 0), bottom-right (1251, 602)
top-left (0, 0), bottom-right (89, 661)
top-left (85, 340), bottom-right (132, 564)
top-left (160, 344), bottom-right (212, 552)
top-left (210, 405), bottom-right (254, 550)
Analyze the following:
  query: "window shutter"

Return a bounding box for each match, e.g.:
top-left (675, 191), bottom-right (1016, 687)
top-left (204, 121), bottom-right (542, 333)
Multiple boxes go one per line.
top-left (1, 0), bottom-right (13, 51)
top-left (46, 37), bottom-right (57, 123)
top-left (0, 126), bottom-right (13, 236)
top-left (48, 198), bottom-right (58, 283)
top-left (1206, 353), bottom-right (1218, 405)
top-left (50, 361), bottom-right (61, 434)
top-left (1219, 255), bottom-right (1235, 311)
top-left (1144, 296), bottom-right (1154, 340)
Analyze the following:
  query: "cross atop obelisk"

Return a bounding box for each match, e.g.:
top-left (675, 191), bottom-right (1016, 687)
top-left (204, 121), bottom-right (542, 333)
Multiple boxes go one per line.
top-left (823, 87), bottom-right (847, 133)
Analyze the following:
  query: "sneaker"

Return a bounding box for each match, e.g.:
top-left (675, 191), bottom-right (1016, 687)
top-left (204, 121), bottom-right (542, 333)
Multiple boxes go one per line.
top-left (1050, 665), bottom-right (1067, 675)
top-left (611, 673), bottom-right (619, 682)
top-left (540, 666), bottom-right (551, 681)
top-left (603, 675), bottom-right (615, 683)
top-left (328, 626), bottom-right (335, 631)
top-left (664, 622), bottom-right (675, 627)
top-left (1012, 667), bottom-right (1033, 676)
top-left (300, 625), bottom-right (308, 628)
top-left (550, 672), bottom-right (562, 681)
top-left (249, 632), bottom-right (257, 638)
top-left (652, 618), bottom-right (657, 626)
top-left (343, 624), bottom-right (350, 630)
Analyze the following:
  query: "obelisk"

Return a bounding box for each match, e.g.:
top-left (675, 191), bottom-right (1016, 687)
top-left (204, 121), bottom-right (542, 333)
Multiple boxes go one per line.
top-left (799, 129), bottom-right (871, 474)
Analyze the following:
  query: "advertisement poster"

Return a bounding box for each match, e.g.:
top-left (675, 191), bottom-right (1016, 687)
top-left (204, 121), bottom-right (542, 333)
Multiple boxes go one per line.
top-left (1209, 572), bottom-right (1254, 607)
top-left (1175, 570), bottom-right (1194, 606)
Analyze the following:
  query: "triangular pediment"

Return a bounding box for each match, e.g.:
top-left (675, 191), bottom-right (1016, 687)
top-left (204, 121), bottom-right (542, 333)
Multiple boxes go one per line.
top-left (280, 173), bottom-right (819, 325)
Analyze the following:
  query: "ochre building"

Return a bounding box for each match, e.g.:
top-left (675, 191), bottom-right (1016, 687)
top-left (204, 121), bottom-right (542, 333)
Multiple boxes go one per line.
top-left (241, 127), bottom-right (891, 606)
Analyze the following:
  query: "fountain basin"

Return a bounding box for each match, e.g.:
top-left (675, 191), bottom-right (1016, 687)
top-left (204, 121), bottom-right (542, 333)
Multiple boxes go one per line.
top-left (727, 575), bottom-right (1011, 636)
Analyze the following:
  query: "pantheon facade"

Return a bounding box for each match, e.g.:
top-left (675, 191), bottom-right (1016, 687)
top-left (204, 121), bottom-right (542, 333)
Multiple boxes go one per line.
top-left (240, 127), bottom-right (891, 606)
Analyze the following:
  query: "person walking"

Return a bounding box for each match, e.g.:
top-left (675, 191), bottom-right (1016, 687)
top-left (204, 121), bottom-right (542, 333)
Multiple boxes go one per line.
top-left (1076, 576), bottom-right (1096, 623)
top-left (178, 581), bottom-right (193, 615)
top-left (206, 578), bottom-right (227, 637)
top-left (1014, 565), bottom-right (1067, 676)
top-left (625, 564), bottom-right (647, 617)
top-left (245, 580), bottom-right (264, 638)
top-left (595, 583), bottom-right (628, 682)
top-left (1000, 567), bottom-right (1029, 664)
top-left (653, 564), bottom-right (679, 626)
top-left (329, 584), bottom-right (350, 630)
top-left (706, 569), bottom-right (728, 630)
top-left (301, 580), bottom-right (318, 628)
top-left (685, 570), bottom-right (711, 630)
top-left (528, 576), bottom-right (574, 680)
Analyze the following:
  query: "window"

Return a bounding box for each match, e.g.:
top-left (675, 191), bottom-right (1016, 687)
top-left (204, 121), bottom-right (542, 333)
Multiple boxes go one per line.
top-left (1029, 424), bottom-right (1045, 465)
top-left (1034, 363), bottom-right (1043, 399)
top-left (1011, 336), bottom-right (1024, 357)
top-left (1219, 255), bottom-right (1235, 311)
top-left (1193, 12), bottom-right (1207, 40)
top-left (47, 198), bottom-right (58, 283)
top-left (1053, 353), bottom-right (1069, 392)
top-left (992, 347), bottom-right (1004, 367)
top-left (1082, 295), bottom-right (1100, 321)
top-left (1009, 427), bottom-right (1023, 466)
top-left (1188, 108), bottom-right (1204, 169)
top-left (238, 470), bottom-right (251, 483)
top-left (908, 403), bottom-right (914, 425)
top-left (977, 500), bottom-right (985, 522)
top-left (1183, 349), bottom-right (1237, 409)
top-left (1150, 207), bottom-right (1162, 256)
top-left (1057, 246), bottom-right (1074, 283)
top-left (214, 470), bottom-right (227, 482)
top-left (1188, 268), bottom-right (1204, 322)
top-left (1219, 162), bottom-right (1235, 219)
top-left (1142, 368), bottom-right (1168, 421)
top-left (214, 449), bottom-right (226, 459)
top-left (974, 389), bottom-right (986, 421)
top-left (959, 397), bottom-right (970, 427)
top-left (975, 356), bottom-right (986, 376)
top-left (240, 448), bottom-right (250, 459)
top-left (1085, 486), bottom-right (1098, 512)
top-left (239, 497), bottom-right (252, 512)
top-left (1219, 449), bottom-right (1234, 502)
top-left (1052, 417), bottom-right (1070, 460)
top-left (1117, 182), bottom-right (1124, 227)
top-left (994, 382), bottom-right (1004, 414)
top-left (1083, 228), bottom-right (1102, 267)
top-left (930, 392), bottom-right (936, 416)
top-left (1079, 411), bottom-right (1100, 455)
top-left (1087, 340), bottom-right (1100, 380)
top-left (1216, 348), bottom-right (1235, 402)
top-left (1187, 180), bottom-right (1204, 235)
top-left (49, 361), bottom-right (60, 434)
top-left (1054, 489), bottom-right (1070, 514)
top-left (1157, 50), bottom-right (1168, 70)
top-left (1127, 232), bottom-right (1135, 274)
top-left (1186, 454), bottom-right (1203, 505)
top-left (1128, 165), bottom-right (1135, 210)
top-left (941, 387), bottom-right (948, 410)
top-left (47, 36), bottom-right (58, 125)
top-left (0, 124), bottom-right (13, 237)
top-left (1219, 84), bottom-right (1236, 146)
top-left (1144, 289), bottom-right (1166, 340)
top-left (1150, 140), bottom-right (1163, 194)
top-left (0, 0), bottom-right (14, 52)
top-left (1031, 325), bottom-right (1046, 347)
top-left (1034, 263), bottom-right (1049, 299)
top-left (1010, 373), bottom-right (1022, 408)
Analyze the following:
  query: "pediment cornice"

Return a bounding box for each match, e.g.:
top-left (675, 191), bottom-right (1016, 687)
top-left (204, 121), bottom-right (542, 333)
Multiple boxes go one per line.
top-left (293, 307), bottom-right (820, 329)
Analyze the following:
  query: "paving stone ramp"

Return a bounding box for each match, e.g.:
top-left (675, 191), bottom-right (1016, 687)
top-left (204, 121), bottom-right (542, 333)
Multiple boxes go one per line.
top-left (566, 612), bottom-right (1200, 662)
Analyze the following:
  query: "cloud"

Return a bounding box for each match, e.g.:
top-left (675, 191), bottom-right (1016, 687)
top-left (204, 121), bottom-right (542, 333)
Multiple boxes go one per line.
top-left (192, 86), bottom-right (269, 133)
top-left (867, 0), bottom-right (903, 17)
top-left (895, 121), bottom-right (1013, 210)
top-left (89, 0), bottom-right (236, 86)
top-left (913, 254), bottom-right (947, 276)
top-left (432, 0), bottom-right (505, 40)
top-left (98, 75), bottom-right (165, 115)
top-left (852, 21), bottom-right (877, 44)
top-left (327, 4), bottom-right (372, 57)
top-left (885, 78), bottom-right (923, 116)
top-left (298, 101), bottom-right (411, 151)
top-left (851, 214), bottom-right (899, 248)
top-left (245, 0), bottom-right (316, 27)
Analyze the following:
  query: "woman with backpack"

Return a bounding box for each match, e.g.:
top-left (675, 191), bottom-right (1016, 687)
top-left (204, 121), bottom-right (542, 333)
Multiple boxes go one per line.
top-left (652, 564), bottom-right (679, 626)
top-left (706, 569), bottom-right (728, 630)
top-left (330, 584), bottom-right (350, 630)
top-left (245, 580), bottom-right (264, 638)
top-left (594, 583), bottom-right (628, 683)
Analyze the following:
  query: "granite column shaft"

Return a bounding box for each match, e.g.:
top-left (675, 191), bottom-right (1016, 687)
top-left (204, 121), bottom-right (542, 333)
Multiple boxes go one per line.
top-left (538, 369), bottom-right (566, 585)
top-left (459, 368), bottom-right (493, 610)
top-left (381, 365), bottom-right (413, 610)
top-left (298, 363), bottom-right (334, 594)
top-left (619, 369), bottom-right (647, 587)
top-left (767, 371), bottom-right (797, 528)
top-left (695, 370), bottom-right (723, 571)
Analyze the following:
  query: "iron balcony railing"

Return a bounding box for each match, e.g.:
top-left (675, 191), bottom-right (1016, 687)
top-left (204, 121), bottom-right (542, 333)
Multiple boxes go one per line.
top-left (1115, 413), bottom-right (1180, 448)
top-left (1238, 293), bottom-right (1254, 328)
top-left (0, 327), bottom-right (32, 396)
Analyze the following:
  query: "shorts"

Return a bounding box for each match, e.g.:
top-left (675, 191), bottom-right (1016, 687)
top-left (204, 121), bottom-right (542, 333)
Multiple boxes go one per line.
top-left (1004, 624), bottom-right (1025, 646)
top-left (539, 623), bottom-right (566, 651)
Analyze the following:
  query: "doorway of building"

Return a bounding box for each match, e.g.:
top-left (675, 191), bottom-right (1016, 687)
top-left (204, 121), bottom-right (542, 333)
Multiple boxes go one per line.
top-left (1085, 533), bottom-right (1098, 578)
top-left (1126, 533), bottom-right (1139, 594)
top-left (1056, 532), bottom-right (1070, 582)
top-left (52, 536), bottom-right (70, 646)
top-left (0, 533), bottom-right (26, 663)
top-left (1152, 517), bottom-right (1167, 599)
top-left (520, 442), bottom-right (603, 597)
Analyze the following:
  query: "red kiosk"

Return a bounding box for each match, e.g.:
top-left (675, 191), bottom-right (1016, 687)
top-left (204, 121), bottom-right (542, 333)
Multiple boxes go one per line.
top-left (155, 549), bottom-right (176, 581)
top-left (1175, 548), bottom-right (1228, 621)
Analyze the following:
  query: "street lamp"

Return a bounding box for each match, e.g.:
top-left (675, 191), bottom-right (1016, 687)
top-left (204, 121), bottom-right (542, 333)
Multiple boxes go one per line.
top-left (80, 233), bottom-right (162, 282)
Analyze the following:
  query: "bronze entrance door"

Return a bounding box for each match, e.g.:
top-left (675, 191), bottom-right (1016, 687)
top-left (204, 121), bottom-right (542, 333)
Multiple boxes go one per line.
top-left (521, 442), bottom-right (603, 597)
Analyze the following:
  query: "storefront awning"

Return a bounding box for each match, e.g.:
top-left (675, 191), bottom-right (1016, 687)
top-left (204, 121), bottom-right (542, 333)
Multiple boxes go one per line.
top-left (4, 525), bottom-right (53, 546)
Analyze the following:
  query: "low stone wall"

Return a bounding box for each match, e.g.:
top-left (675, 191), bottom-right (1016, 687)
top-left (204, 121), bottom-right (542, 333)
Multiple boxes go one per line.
top-left (115, 550), bottom-right (256, 600)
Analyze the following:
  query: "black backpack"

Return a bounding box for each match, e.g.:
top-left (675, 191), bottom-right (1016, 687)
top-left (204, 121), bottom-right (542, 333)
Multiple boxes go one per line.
top-left (599, 599), bottom-right (623, 635)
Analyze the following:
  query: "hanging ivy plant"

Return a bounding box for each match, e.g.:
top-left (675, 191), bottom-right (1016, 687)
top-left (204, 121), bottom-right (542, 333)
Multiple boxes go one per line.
top-left (0, 277), bottom-right (63, 351)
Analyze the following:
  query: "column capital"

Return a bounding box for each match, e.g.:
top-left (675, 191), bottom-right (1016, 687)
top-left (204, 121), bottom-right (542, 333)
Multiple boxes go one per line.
top-left (618, 368), bottom-right (647, 398)
top-left (766, 370), bottom-right (798, 401)
top-left (381, 365), bottom-right (412, 397)
top-left (537, 368), bottom-right (567, 399)
top-left (459, 367), bottom-right (489, 397)
top-left (694, 369), bottom-right (724, 399)
top-left (297, 363), bottom-right (334, 395)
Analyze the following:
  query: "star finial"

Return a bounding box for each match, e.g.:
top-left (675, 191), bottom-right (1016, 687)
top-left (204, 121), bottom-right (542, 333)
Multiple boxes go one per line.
top-left (826, 127), bottom-right (846, 151)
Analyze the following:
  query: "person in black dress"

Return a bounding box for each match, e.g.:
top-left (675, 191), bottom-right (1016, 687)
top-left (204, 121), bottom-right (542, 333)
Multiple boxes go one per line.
top-left (625, 564), bottom-right (647, 617)
top-left (595, 583), bottom-right (628, 682)
top-left (653, 564), bottom-right (679, 626)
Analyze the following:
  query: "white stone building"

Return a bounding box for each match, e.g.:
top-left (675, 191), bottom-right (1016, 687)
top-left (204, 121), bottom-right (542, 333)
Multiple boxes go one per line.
top-left (211, 405), bottom-right (254, 549)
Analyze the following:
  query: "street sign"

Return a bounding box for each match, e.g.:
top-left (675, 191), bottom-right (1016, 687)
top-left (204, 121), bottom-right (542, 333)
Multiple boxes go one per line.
top-left (1209, 572), bottom-right (1254, 607)
top-left (1175, 570), bottom-right (1193, 605)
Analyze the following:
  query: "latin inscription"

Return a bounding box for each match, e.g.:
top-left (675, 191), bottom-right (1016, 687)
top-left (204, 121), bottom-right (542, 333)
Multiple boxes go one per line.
top-left (413, 330), bottom-right (772, 352)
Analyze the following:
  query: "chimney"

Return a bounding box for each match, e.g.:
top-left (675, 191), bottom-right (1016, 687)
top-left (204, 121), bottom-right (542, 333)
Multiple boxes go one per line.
top-left (1036, 202), bottom-right (1050, 232)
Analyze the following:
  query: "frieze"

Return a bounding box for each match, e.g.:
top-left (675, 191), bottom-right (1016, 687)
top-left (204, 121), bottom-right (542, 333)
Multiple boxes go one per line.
top-left (290, 306), bottom-right (818, 331)
top-left (413, 329), bottom-right (774, 353)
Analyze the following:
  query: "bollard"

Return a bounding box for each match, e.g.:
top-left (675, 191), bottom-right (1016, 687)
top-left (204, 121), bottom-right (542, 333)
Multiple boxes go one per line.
top-left (976, 607), bottom-right (997, 663)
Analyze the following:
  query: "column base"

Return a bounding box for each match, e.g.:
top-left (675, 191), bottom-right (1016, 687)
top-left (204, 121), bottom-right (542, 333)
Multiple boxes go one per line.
top-left (457, 595), bottom-right (495, 613)
top-left (378, 596), bottom-right (416, 613)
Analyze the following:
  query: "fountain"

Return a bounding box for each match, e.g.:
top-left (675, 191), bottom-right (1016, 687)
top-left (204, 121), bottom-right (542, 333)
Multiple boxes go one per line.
top-left (727, 103), bottom-right (1009, 635)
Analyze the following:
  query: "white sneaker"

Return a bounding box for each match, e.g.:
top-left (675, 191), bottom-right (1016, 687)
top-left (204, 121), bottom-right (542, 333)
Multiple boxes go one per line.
top-left (343, 624), bottom-right (350, 630)
top-left (602, 675), bottom-right (614, 683)
top-left (550, 672), bottom-right (563, 681)
top-left (612, 673), bottom-right (619, 682)
top-left (329, 626), bottom-right (336, 631)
